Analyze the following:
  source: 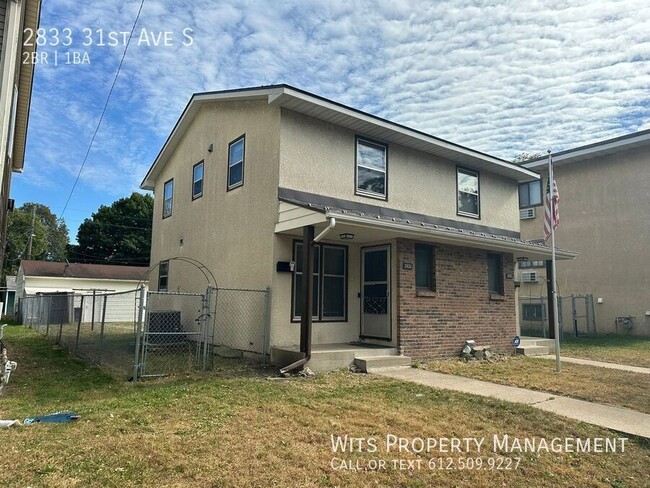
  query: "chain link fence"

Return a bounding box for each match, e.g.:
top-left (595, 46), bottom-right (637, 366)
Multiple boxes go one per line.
top-left (18, 285), bottom-right (271, 379)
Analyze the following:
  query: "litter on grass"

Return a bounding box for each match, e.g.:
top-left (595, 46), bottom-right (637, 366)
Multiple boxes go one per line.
top-left (23, 412), bottom-right (80, 425)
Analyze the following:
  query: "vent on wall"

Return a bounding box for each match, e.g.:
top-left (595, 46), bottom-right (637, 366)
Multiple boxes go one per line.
top-left (521, 271), bottom-right (539, 283)
top-left (519, 208), bottom-right (536, 219)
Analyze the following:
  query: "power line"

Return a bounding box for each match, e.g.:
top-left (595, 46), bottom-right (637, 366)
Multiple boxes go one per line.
top-left (60, 0), bottom-right (146, 219)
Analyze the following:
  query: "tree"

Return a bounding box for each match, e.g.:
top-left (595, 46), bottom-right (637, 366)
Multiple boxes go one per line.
top-left (71, 192), bottom-right (153, 266)
top-left (3, 203), bottom-right (69, 277)
top-left (513, 152), bottom-right (542, 164)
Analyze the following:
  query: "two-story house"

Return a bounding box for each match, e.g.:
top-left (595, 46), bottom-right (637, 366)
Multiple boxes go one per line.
top-left (518, 130), bottom-right (650, 337)
top-left (0, 0), bottom-right (41, 278)
top-left (140, 85), bottom-right (575, 369)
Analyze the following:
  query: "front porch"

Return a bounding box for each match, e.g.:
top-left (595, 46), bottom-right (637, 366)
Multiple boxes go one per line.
top-left (270, 342), bottom-right (403, 372)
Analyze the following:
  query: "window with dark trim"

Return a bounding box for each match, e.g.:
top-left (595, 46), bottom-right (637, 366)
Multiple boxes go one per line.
top-left (163, 179), bottom-right (173, 218)
top-left (519, 180), bottom-right (543, 208)
top-left (228, 136), bottom-right (245, 190)
top-left (518, 260), bottom-right (545, 269)
top-left (522, 303), bottom-right (544, 321)
top-left (192, 161), bottom-right (204, 199)
top-left (487, 253), bottom-right (504, 295)
top-left (415, 244), bottom-right (435, 291)
top-left (356, 138), bottom-right (387, 199)
top-left (292, 242), bottom-right (347, 321)
top-left (457, 167), bottom-right (480, 218)
top-left (158, 261), bottom-right (169, 291)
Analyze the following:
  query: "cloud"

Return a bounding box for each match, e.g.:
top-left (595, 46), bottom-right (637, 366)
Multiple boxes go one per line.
top-left (19, 0), bottom-right (650, 228)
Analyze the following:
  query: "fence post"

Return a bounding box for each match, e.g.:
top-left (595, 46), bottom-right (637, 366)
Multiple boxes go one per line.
top-left (571, 294), bottom-right (578, 338)
top-left (91, 290), bottom-right (96, 331)
top-left (46, 296), bottom-right (51, 337)
top-left (201, 286), bottom-right (213, 371)
top-left (75, 295), bottom-right (84, 351)
top-left (133, 286), bottom-right (145, 382)
top-left (589, 294), bottom-right (597, 334)
top-left (98, 295), bottom-right (107, 364)
top-left (262, 286), bottom-right (271, 366)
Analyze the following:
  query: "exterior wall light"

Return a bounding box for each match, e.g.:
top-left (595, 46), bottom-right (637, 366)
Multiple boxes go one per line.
top-left (339, 233), bottom-right (354, 240)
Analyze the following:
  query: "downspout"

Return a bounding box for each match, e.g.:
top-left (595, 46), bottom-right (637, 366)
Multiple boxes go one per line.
top-left (280, 218), bottom-right (335, 374)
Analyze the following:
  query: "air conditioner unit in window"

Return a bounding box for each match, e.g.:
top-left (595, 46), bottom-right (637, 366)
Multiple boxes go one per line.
top-left (519, 208), bottom-right (536, 219)
top-left (521, 271), bottom-right (539, 283)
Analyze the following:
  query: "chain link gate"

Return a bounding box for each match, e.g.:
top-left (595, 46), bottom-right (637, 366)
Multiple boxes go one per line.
top-left (133, 287), bottom-right (215, 380)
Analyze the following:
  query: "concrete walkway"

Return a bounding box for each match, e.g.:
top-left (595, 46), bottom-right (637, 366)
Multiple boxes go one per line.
top-left (532, 355), bottom-right (650, 374)
top-left (375, 368), bottom-right (650, 438)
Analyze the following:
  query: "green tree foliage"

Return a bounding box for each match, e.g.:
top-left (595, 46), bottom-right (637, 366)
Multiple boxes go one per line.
top-left (71, 192), bottom-right (153, 266)
top-left (3, 203), bottom-right (69, 276)
top-left (513, 152), bottom-right (542, 164)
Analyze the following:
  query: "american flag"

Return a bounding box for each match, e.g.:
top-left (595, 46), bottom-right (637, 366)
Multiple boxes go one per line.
top-left (544, 176), bottom-right (559, 240)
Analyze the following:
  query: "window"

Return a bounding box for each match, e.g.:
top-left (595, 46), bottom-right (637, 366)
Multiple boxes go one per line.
top-left (487, 253), bottom-right (504, 295)
top-left (356, 138), bottom-right (387, 199)
top-left (158, 261), bottom-right (169, 291)
top-left (228, 136), bottom-right (245, 190)
top-left (292, 242), bottom-right (347, 321)
top-left (519, 260), bottom-right (545, 269)
top-left (457, 167), bottom-right (480, 218)
top-left (519, 180), bottom-right (543, 208)
top-left (192, 161), bottom-right (204, 199)
top-left (163, 179), bottom-right (173, 218)
top-left (522, 303), bottom-right (544, 321)
top-left (415, 244), bottom-right (435, 291)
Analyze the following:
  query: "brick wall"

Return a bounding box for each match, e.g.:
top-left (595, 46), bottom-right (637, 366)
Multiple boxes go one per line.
top-left (396, 239), bottom-right (516, 358)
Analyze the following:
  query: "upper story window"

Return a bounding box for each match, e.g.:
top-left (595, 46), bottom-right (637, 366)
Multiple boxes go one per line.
top-left (192, 161), bottom-right (204, 200)
top-left (356, 138), bottom-right (387, 200)
top-left (158, 261), bottom-right (169, 291)
top-left (415, 244), bottom-right (435, 291)
top-left (228, 135), bottom-right (245, 190)
top-left (519, 180), bottom-right (543, 208)
top-left (487, 253), bottom-right (504, 295)
top-left (457, 167), bottom-right (480, 218)
top-left (163, 179), bottom-right (173, 218)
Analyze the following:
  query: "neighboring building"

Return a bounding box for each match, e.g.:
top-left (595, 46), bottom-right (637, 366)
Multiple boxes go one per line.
top-left (1, 273), bottom-right (14, 315)
top-left (15, 260), bottom-right (148, 300)
top-left (140, 85), bottom-right (574, 367)
top-left (0, 0), bottom-right (41, 278)
top-left (519, 130), bottom-right (650, 337)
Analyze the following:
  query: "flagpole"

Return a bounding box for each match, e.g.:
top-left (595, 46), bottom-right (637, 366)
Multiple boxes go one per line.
top-left (547, 149), bottom-right (561, 373)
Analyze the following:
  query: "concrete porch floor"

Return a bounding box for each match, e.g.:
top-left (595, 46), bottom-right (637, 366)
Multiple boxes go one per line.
top-left (270, 342), bottom-right (399, 372)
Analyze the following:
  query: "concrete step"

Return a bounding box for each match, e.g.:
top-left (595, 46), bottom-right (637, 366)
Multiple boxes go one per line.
top-left (516, 345), bottom-right (549, 356)
top-left (355, 355), bottom-right (412, 373)
top-left (520, 337), bottom-right (556, 353)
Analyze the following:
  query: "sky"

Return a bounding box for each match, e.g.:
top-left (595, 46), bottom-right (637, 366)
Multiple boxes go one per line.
top-left (12, 0), bottom-right (650, 241)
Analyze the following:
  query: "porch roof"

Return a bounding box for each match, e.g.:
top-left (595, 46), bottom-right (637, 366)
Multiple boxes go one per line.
top-left (275, 189), bottom-right (577, 262)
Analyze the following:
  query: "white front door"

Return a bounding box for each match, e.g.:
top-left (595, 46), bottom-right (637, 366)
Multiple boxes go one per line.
top-left (360, 245), bottom-right (391, 340)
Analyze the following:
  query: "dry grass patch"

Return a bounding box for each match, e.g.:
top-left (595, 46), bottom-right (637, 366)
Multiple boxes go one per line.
top-left (423, 356), bottom-right (650, 414)
top-left (560, 336), bottom-right (650, 368)
top-left (1, 326), bottom-right (649, 488)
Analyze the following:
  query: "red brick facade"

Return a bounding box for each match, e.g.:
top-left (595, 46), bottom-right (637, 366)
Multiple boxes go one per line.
top-left (396, 239), bottom-right (516, 358)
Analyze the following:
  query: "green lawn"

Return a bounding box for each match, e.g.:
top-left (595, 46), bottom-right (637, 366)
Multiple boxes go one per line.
top-left (1, 325), bottom-right (649, 488)
top-left (559, 335), bottom-right (650, 368)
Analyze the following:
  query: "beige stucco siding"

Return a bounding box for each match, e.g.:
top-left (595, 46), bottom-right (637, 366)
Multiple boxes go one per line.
top-left (520, 145), bottom-right (650, 335)
top-left (270, 234), bottom-right (398, 348)
top-left (279, 109), bottom-right (520, 232)
top-left (149, 100), bottom-right (281, 292)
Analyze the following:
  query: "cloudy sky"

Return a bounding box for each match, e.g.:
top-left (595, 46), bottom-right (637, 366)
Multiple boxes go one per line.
top-left (13, 0), bottom-right (650, 239)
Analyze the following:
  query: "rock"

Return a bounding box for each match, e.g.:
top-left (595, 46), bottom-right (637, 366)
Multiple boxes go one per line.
top-left (298, 367), bottom-right (315, 378)
top-left (472, 349), bottom-right (485, 360)
top-left (349, 364), bottom-right (362, 373)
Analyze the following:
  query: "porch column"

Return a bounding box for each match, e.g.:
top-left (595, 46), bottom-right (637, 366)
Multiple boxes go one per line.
top-left (300, 225), bottom-right (315, 356)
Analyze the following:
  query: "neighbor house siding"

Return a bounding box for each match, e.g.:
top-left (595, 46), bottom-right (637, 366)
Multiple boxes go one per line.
top-left (279, 109), bottom-right (520, 233)
top-left (149, 99), bottom-right (282, 293)
top-left (396, 239), bottom-right (516, 358)
top-left (520, 145), bottom-right (650, 336)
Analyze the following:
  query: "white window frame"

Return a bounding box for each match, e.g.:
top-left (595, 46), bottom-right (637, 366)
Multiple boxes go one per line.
top-left (192, 161), bottom-right (204, 200)
top-left (457, 167), bottom-right (480, 219)
top-left (163, 179), bottom-right (173, 218)
top-left (355, 137), bottom-right (387, 200)
top-left (227, 135), bottom-right (245, 190)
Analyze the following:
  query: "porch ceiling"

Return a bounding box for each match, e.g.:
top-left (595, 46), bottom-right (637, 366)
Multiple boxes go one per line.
top-left (275, 202), bottom-right (577, 262)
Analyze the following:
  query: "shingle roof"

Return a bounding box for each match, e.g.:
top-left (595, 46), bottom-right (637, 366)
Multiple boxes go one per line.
top-left (20, 260), bottom-right (148, 281)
